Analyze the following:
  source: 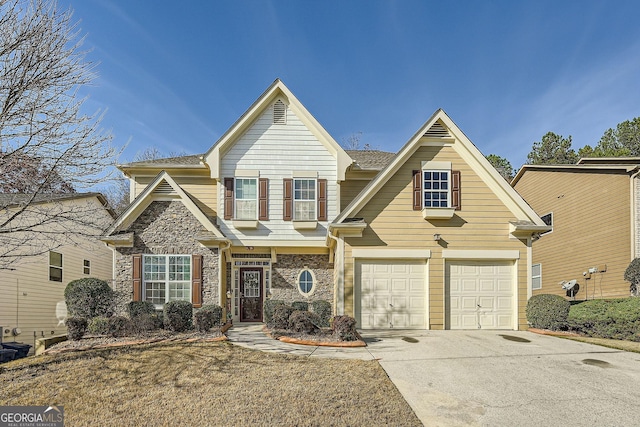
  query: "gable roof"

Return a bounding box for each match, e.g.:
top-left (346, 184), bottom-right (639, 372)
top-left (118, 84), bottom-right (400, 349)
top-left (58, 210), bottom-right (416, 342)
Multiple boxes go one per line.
top-left (511, 163), bottom-right (639, 186)
top-left (119, 154), bottom-right (204, 168)
top-left (203, 79), bottom-right (353, 180)
top-left (103, 171), bottom-right (226, 242)
top-left (346, 150), bottom-right (395, 170)
top-left (334, 109), bottom-right (548, 229)
top-left (0, 192), bottom-right (115, 218)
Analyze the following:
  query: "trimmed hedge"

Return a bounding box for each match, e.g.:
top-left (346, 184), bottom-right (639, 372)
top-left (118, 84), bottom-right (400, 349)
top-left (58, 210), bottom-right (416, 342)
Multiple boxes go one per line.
top-left (269, 305), bottom-right (295, 330)
top-left (311, 300), bottom-right (332, 327)
top-left (288, 310), bottom-right (321, 334)
top-left (127, 301), bottom-right (157, 319)
top-left (526, 294), bottom-right (570, 330)
top-left (194, 305), bottom-right (223, 332)
top-left (88, 316), bottom-right (110, 335)
top-left (108, 316), bottom-right (131, 337)
top-left (569, 298), bottom-right (640, 341)
top-left (331, 315), bottom-right (358, 341)
top-left (291, 301), bottom-right (309, 312)
top-left (130, 313), bottom-right (163, 334)
top-left (163, 300), bottom-right (193, 332)
top-left (264, 299), bottom-right (285, 325)
top-left (66, 317), bottom-right (88, 340)
top-left (64, 278), bottom-right (115, 319)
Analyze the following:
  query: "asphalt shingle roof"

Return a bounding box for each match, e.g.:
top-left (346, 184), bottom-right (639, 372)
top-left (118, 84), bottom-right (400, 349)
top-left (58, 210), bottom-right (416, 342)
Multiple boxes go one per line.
top-left (346, 150), bottom-right (396, 170)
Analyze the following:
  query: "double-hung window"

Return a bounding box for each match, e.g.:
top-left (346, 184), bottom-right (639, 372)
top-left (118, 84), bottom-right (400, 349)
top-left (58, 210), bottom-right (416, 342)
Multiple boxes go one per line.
top-left (143, 255), bottom-right (191, 306)
top-left (235, 178), bottom-right (258, 220)
top-left (49, 251), bottom-right (63, 282)
top-left (423, 170), bottom-right (450, 208)
top-left (532, 263), bottom-right (542, 290)
top-left (413, 162), bottom-right (460, 217)
top-left (294, 178), bottom-right (316, 220)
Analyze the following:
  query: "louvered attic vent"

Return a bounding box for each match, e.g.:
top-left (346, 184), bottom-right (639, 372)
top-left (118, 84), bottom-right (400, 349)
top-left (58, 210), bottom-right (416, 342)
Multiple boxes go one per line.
top-left (153, 181), bottom-right (176, 195)
top-left (273, 100), bottom-right (286, 124)
top-left (423, 122), bottom-right (451, 138)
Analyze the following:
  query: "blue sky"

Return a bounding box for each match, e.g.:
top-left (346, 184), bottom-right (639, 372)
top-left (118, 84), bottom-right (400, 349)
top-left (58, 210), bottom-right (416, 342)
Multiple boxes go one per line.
top-left (59, 0), bottom-right (640, 169)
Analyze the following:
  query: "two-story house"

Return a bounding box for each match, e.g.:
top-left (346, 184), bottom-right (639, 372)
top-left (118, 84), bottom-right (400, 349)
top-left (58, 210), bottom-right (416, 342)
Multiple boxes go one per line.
top-left (103, 79), bottom-right (547, 330)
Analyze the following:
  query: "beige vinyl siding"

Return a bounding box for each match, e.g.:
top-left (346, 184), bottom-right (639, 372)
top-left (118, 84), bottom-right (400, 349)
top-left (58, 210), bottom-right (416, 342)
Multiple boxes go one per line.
top-left (515, 169), bottom-right (631, 299)
top-left (134, 174), bottom-right (218, 217)
top-left (340, 171), bottom-right (378, 210)
top-left (219, 99), bottom-right (337, 242)
top-left (345, 145), bottom-right (528, 329)
top-left (0, 197), bottom-right (113, 349)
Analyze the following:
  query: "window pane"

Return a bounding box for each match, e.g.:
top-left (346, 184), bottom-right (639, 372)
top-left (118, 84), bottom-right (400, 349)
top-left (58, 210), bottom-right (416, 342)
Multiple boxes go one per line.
top-left (50, 251), bottom-right (62, 267)
top-left (145, 282), bottom-right (166, 305)
top-left (169, 282), bottom-right (191, 302)
top-left (294, 179), bottom-right (316, 220)
top-left (235, 200), bottom-right (257, 220)
top-left (423, 170), bottom-right (450, 208)
top-left (50, 267), bottom-right (62, 282)
top-left (294, 201), bottom-right (316, 220)
top-left (299, 270), bottom-right (313, 294)
top-left (236, 178), bottom-right (257, 199)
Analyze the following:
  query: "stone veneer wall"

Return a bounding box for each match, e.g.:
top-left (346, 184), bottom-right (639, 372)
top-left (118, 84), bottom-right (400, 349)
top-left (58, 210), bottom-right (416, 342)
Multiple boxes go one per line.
top-left (270, 254), bottom-right (333, 307)
top-left (114, 201), bottom-right (219, 307)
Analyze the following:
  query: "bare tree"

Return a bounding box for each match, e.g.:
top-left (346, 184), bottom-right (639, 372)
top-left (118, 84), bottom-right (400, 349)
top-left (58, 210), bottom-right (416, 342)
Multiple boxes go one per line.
top-left (0, 0), bottom-right (117, 268)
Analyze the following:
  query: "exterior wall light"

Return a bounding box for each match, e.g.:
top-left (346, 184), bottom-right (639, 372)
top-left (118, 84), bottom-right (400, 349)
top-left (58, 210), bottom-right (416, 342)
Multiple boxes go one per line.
top-left (433, 233), bottom-right (441, 241)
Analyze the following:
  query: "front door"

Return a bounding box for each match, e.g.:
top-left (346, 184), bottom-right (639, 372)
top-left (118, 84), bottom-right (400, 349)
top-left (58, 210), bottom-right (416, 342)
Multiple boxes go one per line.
top-left (240, 268), bottom-right (263, 322)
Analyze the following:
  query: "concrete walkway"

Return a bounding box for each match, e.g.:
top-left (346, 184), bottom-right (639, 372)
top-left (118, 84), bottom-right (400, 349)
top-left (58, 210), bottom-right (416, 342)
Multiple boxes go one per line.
top-left (227, 324), bottom-right (640, 427)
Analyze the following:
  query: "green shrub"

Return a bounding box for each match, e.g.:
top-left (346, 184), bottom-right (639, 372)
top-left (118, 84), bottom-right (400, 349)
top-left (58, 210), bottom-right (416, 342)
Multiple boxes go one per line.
top-left (624, 258), bottom-right (640, 296)
top-left (194, 305), bottom-right (223, 332)
top-left (526, 294), bottom-right (570, 330)
top-left (568, 298), bottom-right (640, 341)
top-left (107, 316), bottom-right (131, 337)
top-left (331, 315), bottom-right (359, 341)
top-left (268, 305), bottom-right (295, 330)
top-left (288, 310), bottom-right (321, 334)
top-left (66, 317), bottom-right (88, 340)
top-left (87, 316), bottom-right (110, 335)
top-left (127, 301), bottom-right (157, 319)
top-left (291, 301), bottom-right (309, 312)
top-left (64, 278), bottom-right (115, 319)
top-left (163, 300), bottom-right (193, 332)
top-left (264, 300), bottom-right (285, 325)
top-left (311, 300), bottom-right (332, 327)
top-left (130, 313), bottom-right (163, 335)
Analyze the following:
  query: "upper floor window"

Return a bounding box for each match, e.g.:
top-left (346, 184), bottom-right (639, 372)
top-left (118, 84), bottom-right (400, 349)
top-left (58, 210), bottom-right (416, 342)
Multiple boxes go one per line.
top-left (83, 259), bottom-right (91, 275)
top-left (235, 178), bottom-right (258, 220)
top-left (49, 251), bottom-right (63, 282)
top-left (143, 255), bottom-right (191, 306)
top-left (413, 163), bottom-right (460, 213)
top-left (294, 179), bottom-right (316, 220)
top-left (423, 171), bottom-right (450, 208)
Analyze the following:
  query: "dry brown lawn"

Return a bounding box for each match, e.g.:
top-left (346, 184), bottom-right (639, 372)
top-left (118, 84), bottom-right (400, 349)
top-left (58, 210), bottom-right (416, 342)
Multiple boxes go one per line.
top-left (0, 341), bottom-right (422, 427)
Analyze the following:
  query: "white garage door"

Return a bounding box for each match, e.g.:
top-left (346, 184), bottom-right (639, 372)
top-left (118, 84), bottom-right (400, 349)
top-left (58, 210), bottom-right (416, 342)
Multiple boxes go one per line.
top-left (356, 260), bottom-right (426, 329)
top-left (447, 261), bottom-right (514, 330)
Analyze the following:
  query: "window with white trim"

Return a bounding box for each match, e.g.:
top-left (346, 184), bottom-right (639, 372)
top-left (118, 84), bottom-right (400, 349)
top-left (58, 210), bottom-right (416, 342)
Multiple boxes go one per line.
top-left (83, 259), bottom-right (91, 275)
top-left (540, 213), bottom-right (553, 235)
top-left (297, 269), bottom-right (315, 295)
top-left (423, 170), bottom-right (450, 208)
top-left (49, 251), bottom-right (63, 282)
top-left (235, 178), bottom-right (258, 220)
top-left (532, 263), bottom-right (542, 290)
top-left (294, 178), bottom-right (316, 220)
top-left (143, 255), bottom-right (191, 306)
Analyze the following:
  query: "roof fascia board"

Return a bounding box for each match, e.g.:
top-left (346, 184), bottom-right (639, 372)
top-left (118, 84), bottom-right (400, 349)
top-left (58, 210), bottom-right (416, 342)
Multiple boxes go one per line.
top-left (203, 79), bottom-right (352, 181)
top-left (512, 164), bottom-right (638, 185)
top-left (335, 109), bottom-right (547, 227)
top-left (105, 171), bottom-right (226, 239)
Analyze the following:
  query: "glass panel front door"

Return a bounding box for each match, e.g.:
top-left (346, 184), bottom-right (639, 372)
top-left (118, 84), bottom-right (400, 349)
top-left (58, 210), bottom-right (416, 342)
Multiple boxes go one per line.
top-left (240, 268), bottom-right (262, 322)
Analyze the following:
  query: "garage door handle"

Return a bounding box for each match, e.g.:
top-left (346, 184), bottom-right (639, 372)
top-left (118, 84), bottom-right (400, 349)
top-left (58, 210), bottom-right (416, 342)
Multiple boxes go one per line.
top-left (389, 303), bottom-right (394, 307)
top-left (477, 304), bottom-right (481, 308)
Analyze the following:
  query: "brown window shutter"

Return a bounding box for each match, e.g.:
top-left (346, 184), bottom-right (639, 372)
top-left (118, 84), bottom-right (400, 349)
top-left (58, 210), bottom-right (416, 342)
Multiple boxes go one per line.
top-left (259, 178), bottom-right (269, 221)
top-left (224, 178), bottom-right (234, 220)
top-left (192, 254), bottom-right (203, 308)
top-left (317, 179), bottom-right (327, 221)
top-left (132, 254), bottom-right (142, 302)
top-left (451, 170), bottom-right (461, 210)
top-left (283, 178), bottom-right (293, 221)
top-left (412, 170), bottom-right (422, 210)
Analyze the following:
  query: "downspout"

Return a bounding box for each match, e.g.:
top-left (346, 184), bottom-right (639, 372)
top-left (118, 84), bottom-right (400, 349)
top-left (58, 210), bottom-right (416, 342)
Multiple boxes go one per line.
top-left (630, 168), bottom-right (640, 260)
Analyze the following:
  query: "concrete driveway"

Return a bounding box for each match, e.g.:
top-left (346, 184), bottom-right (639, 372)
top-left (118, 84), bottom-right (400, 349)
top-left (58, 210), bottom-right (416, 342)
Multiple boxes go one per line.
top-left (360, 329), bottom-right (640, 427)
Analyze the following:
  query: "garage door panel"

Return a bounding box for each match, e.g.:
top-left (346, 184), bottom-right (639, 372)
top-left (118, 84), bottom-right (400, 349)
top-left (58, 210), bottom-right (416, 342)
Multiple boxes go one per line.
top-left (357, 259), bottom-right (426, 329)
top-left (447, 261), bottom-right (514, 330)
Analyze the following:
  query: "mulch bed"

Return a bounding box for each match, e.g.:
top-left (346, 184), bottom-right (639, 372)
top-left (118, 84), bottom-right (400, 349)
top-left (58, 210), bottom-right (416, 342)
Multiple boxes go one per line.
top-left (264, 326), bottom-right (367, 347)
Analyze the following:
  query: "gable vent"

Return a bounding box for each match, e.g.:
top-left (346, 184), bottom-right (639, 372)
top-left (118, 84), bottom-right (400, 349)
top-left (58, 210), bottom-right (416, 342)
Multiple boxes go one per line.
top-left (153, 181), bottom-right (176, 195)
top-left (423, 122), bottom-right (450, 138)
top-left (273, 100), bottom-right (287, 124)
